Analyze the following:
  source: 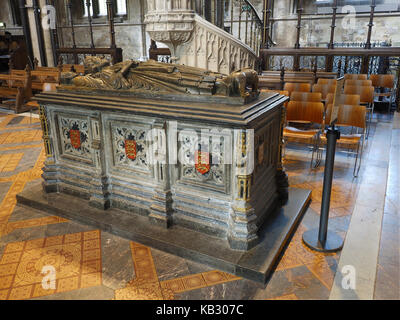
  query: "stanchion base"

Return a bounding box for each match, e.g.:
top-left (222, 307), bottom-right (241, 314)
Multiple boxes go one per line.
top-left (302, 229), bottom-right (343, 253)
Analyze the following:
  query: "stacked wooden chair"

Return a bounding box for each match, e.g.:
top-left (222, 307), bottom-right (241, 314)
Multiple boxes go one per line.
top-left (283, 82), bottom-right (311, 96)
top-left (370, 74), bottom-right (395, 113)
top-left (283, 85), bottom-right (324, 167)
top-left (343, 82), bottom-right (374, 138)
top-left (344, 74), bottom-right (368, 81)
top-left (312, 82), bottom-right (336, 102)
top-left (322, 103), bottom-right (367, 177)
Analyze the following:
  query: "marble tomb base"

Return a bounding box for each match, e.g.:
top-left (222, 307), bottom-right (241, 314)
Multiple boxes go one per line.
top-left (17, 183), bottom-right (311, 284)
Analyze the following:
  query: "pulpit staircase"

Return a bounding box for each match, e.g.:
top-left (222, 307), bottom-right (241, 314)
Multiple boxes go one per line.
top-left (145, 0), bottom-right (270, 75)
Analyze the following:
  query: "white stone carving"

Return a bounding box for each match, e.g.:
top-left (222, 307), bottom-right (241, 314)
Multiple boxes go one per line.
top-left (59, 116), bottom-right (91, 160)
top-left (112, 125), bottom-right (149, 171)
top-left (144, 1), bottom-right (258, 74)
top-left (178, 129), bottom-right (227, 189)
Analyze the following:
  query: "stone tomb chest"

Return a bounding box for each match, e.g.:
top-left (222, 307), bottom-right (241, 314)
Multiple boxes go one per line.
top-left (33, 60), bottom-right (289, 251)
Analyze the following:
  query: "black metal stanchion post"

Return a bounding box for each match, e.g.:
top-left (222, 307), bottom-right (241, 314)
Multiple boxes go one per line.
top-left (302, 125), bottom-right (344, 252)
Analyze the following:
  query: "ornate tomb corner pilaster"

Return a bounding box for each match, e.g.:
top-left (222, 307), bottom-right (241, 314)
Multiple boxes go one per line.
top-left (228, 130), bottom-right (258, 250)
top-left (228, 174), bottom-right (259, 250)
top-left (39, 105), bottom-right (59, 194)
top-left (148, 121), bottom-right (173, 228)
top-left (88, 118), bottom-right (111, 210)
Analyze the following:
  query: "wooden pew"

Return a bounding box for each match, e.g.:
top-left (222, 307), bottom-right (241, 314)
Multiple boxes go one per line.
top-left (262, 70), bottom-right (337, 80)
top-left (61, 64), bottom-right (85, 74)
top-left (0, 65), bottom-right (33, 113)
top-left (33, 57), bottom-right (85, 74)
top-left (11, 68), bottom-right (59, 91)
top-left (259, 70), bottom-right (337, 91)
top-left (29, 62), bottom-right (84, 91)
top-left (10, 61), bottom-right (84, 93)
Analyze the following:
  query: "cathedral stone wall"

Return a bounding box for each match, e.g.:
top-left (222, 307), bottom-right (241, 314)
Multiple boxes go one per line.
top-left (56, 0), bottom-right (149, 61)
top-left (0, 1), bottom-right (23, 35)
top-left (271, 0), bottom-right (400, 47)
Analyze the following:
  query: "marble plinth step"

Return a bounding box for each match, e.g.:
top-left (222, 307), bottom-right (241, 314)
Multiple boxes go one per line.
top-left (16, 181), bottom-right (311, 284)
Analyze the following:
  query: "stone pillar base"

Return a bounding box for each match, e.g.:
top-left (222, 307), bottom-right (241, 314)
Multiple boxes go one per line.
top-left (227, 234), bottom-right (259, 251)
top-left (228, 206), bottom-right (259, 251)
top-left (42, 163), bottom-right (58, 193)
top-left (148, 190), bottom-right (173, 228)
top-left (89, 197), bottom-right (111, 210)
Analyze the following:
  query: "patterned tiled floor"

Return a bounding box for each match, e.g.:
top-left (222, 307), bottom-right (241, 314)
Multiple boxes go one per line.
top-left (0, 111), bottom-right (396, 300)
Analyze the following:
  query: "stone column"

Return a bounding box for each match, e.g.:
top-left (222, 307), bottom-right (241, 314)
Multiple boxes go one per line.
top-left (148, 120), bottom-right (173, 227)
top-left (40, 0), bottom-right (55, 66)
top-left (39, 105), bottom-right (58, 193)
top-left (144, 0), bottom-right (196, 63)
top-left (88, 117), bottom-right (111, 210)
top-left (228, 129), bottom-right (258, 250)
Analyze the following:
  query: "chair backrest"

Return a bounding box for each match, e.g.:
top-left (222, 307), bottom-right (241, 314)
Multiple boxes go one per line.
top-left (284, 82), bottom-right (311, 95)
top-left (325, 104), bottom-right (366, 129)
top-left (326, 93), bottom-right (360, 106)
top-left (286, 101), bottom-right (324, 124)
top-left (312, 84), bottom-right (336, 100)
top-left (343, 85), bottom-right (374, 103)
top-left (317, 79), bottom-right (337, 86)
top-left (345, 80), bottom-right (372, 87)
top-left (290, 91), bottom-right (322, 103)
top-left (369, 74), bottom-right (395, 89)
top-left (344, 74), bottom-right (368, 80)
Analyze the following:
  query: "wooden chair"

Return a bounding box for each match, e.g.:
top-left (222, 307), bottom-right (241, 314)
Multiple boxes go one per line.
top-left (312, 84), bottom-right (336, 101)
top-left (323, 104), bottom-right (366, 177)
top-left (326, 93), bottom-right (361, 106)
top-left (343, 85), bottom-right (374, 137)
top-left (344, 80), bottom-right (372, 87)
top-left (317, 79), bottom-right (337, 86)
top-left (290, 91), bottom-right (322, 103)
top-left (283, 101), bottom-right (325, 167)
top-left (283, 82), bottom-right (311, 96)
top-left (344, 74), bottom-right (368, 81)
top-left (370, 74), bottom-right (395, 113)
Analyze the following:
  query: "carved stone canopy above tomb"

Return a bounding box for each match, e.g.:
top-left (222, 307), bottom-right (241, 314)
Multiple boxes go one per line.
top-left (59, 58), bottom-right (260, 106)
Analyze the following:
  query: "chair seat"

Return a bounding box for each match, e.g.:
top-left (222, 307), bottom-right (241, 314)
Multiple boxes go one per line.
top-left (283, 127), bottom-right (319, 142)
top-left (321, 133), bottom-right (361, 149)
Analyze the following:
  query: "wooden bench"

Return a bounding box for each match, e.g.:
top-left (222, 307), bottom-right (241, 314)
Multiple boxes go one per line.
top-left (259, 70), bottom-right (337, 91)
top-left (0, 65), bottom-right (33, 113)
top-left (10, 63), bottom-right (83, 93)
top-left (262, 70), bottom-right (338, 81)
top-left (33, 57), bottom-right (85, 75)
top-left (11, 68), bottom-right (59, 91)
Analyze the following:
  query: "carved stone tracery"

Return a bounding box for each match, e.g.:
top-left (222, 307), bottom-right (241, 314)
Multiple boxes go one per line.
top-left (144, 1), bottom-right (258, 74)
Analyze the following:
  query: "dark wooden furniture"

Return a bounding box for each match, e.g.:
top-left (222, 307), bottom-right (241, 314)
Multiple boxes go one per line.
top-left (0, 34), bottom-right (29, 72)
top-left (0, 65), bottom-right (32, 113)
